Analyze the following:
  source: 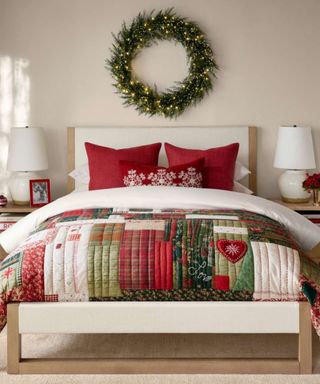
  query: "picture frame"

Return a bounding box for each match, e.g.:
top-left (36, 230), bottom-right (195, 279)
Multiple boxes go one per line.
top-left (29, 179), bottom-right (51, 207)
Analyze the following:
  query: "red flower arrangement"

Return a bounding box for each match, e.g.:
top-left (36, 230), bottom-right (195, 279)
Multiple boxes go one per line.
top-left (303, 173), bottom-right (320, 191)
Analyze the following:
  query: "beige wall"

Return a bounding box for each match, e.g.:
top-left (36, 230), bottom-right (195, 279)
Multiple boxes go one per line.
top-left (1, 0), bottom-right (320, 199)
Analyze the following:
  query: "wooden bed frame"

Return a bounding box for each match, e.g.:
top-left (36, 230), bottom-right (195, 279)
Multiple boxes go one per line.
top-left (3, 126), bottom-right (314, 374)
top-left (7, 302), bottom-right (312, 374)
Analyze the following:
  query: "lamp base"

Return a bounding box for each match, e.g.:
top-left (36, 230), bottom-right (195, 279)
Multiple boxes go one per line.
top-left (12, 199), bottom-right (30, 206)
top-left (9, 172), bottom-right (39, 206)
top-left (281, 196), bottom-right (310, 204)
top-left (278, 170), bottom-right (310, 203)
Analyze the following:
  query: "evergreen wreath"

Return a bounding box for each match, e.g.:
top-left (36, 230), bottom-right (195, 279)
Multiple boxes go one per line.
top-left (107, 9), bottom-right (218, 118)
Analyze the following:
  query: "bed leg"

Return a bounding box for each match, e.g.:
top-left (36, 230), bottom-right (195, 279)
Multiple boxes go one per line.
top-left (299, 302), bottom-right (312, 374)
top-left (7, 304), bottom-right (21, 374)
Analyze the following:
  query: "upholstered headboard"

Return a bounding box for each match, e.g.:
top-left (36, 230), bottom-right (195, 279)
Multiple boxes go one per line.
top-left (67, 126), bottom-right (257, 194)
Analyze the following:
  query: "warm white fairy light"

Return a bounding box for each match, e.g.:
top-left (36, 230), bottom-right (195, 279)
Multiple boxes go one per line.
top-left (108, 9), bottom-right (217, 118)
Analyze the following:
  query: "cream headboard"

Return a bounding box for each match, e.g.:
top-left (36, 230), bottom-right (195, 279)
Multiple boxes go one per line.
top-left (67, 126), bottom-right (257, 194)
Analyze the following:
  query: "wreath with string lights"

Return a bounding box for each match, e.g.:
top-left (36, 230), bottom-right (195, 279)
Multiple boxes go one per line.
top-left (107, 9), bottom-right (218, 118)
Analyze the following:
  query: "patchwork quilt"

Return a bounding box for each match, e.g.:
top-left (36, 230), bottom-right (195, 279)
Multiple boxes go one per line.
top-left (1, 207), bottom-right (320, 333)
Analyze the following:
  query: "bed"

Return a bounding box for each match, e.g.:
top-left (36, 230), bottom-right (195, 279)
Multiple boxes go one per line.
top-left (1, 125), bottom-right (320, 375)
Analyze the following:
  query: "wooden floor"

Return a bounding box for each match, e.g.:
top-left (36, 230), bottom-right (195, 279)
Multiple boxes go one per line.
top-left (6, 302), bottom-right (313, 375)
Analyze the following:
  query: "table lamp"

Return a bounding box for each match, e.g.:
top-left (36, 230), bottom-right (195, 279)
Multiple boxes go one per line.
top-left (7, 127), bottom-right (48, 205)
top-left (273, 126), bottom-right (316, 203)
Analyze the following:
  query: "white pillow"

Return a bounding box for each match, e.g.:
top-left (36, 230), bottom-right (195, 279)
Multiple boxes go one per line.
top-left (234, 161), bottom-right (251, 181)
top-left (233, 181), bottom-right (253, 194)
top-left (69, 163), bottom-right (89, 185)
top-left (70, 183), bottom-right (89, 193)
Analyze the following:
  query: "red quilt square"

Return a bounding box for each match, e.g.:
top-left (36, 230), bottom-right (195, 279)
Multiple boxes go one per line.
top-left (214, 275), bottom-right (230, 291)
top-left (61, 210), bottom-right (84, 218)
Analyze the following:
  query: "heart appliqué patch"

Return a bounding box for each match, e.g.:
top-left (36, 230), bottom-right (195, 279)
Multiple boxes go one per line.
top-left (217, 239), bottom-right (248, 263)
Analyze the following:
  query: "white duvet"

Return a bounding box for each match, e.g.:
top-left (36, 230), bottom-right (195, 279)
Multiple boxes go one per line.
top-left (1, 187), bottom-right (320, 253)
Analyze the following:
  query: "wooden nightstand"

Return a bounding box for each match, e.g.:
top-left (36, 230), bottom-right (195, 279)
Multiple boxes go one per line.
top-left (270, 199), bottom-right (320, 213)
top-left (0, 203), bottom-right (38, 214)
top-left (0, 203), bottom-right (38, 233)
top-left (271, 199), bottom-right (320, 263)
top-left (270, 199), bottom-right (320, 228)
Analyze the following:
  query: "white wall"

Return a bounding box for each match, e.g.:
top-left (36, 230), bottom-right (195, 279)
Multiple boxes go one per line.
top-left (1, 0), bottom-right (320, 199)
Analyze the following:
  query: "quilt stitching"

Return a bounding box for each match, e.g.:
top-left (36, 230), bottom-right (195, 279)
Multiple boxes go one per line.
top-left (0, 207), bottom-right (320, 336)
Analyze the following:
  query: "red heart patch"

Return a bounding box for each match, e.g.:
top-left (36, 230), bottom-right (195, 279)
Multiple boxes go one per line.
top-left (217, 239), bottom-right (247, 263)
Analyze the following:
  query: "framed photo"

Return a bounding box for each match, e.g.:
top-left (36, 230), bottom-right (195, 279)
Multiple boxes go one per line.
top-left (29, 179), bottom-right (51, 207)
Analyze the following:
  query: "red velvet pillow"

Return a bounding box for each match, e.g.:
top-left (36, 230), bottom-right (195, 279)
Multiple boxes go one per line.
top-left (85, 142), bottom-right (161, 190)
top-left (120, 159), bottom-right (204, 188)
top-left (165, 142), bottom-right (239, 190)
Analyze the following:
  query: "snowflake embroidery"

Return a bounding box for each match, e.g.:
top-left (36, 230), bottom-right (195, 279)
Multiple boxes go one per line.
top-left (224, 243), bottom-right (240, 255)
top-left (178, 167), bottom-right (202, 188)
top-left (147, 169), bottom-right (176, 186)
top-left (217, 239), bottom-right (247, 263)
top-left (123, 166), bottom-right (202, 187)
top-left (123, 169), bottom-right (146, 186)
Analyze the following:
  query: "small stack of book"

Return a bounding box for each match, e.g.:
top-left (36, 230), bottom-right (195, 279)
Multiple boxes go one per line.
top-left (0, 214), bottom-right (26, 233)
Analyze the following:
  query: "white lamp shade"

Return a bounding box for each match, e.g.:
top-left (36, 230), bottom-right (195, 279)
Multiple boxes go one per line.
top-left (7, 127), bottom-right (48, 171)
top-left (273, 126), bottom-right (316, 170)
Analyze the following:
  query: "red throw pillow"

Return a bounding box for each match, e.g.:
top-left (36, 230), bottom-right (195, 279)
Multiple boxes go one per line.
top-left (85, 142), bottom-right (161, 190)
top-left (165, 142), bottom-right (239, 190)
top-left (120, 159), bottom-right (204, 188)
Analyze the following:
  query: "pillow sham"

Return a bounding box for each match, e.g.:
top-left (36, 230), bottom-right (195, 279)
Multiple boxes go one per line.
top-left (234, 161), bottom-right (251, 181)
top-left (85, 142), bottom-right (161, 190)
top-left (120, 159), bottom-right (204, 188)
top-left (165, 142), bottom-right (239, 190)
top-left (69, 163), bottom-right (89, 185)
top-left (69, 160), bottom-right (250, 186)
top-left (233, 181), bottom-right (253, 194)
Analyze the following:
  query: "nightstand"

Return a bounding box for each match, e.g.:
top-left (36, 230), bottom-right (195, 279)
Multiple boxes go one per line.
top-left (270, 199), bottom-right (320, 226)
top-left (270, 199), bottom-right (320, 213)
top-left (0, 203), bottom-right (38, 214)
top-left (0, 203), bottom-right (38, 233)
